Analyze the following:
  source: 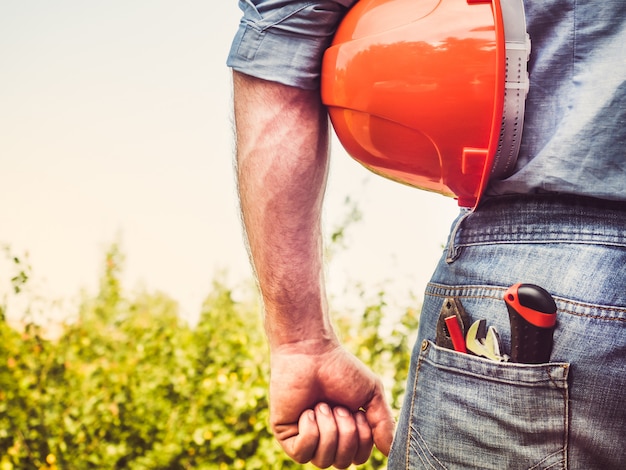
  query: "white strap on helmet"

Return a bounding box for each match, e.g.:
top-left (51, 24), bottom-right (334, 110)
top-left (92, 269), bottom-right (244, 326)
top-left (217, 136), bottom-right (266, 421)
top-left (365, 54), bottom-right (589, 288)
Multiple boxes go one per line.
top-left (491, 0), bottom-right (531, 179)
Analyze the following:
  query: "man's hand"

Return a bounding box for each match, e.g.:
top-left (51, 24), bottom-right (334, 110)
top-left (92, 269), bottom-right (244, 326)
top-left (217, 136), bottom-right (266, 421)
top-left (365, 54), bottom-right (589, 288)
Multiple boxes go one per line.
top-left (269, 339), bottom-right (395, 469)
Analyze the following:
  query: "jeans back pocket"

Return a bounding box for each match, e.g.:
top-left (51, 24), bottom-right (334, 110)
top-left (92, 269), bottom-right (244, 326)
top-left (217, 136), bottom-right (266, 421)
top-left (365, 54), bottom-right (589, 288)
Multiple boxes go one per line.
top-left (392, 341), bottom-right (570, 470)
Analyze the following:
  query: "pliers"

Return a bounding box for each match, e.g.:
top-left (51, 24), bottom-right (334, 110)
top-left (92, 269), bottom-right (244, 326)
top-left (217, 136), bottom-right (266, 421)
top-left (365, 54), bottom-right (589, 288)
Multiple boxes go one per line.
top-left (435, 297), bottom-right (470, 353)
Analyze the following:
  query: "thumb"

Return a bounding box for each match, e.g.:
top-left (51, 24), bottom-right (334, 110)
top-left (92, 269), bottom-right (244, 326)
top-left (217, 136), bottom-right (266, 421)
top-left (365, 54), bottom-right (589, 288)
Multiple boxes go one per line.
top-left (365, 394), bottom-right (396, 456)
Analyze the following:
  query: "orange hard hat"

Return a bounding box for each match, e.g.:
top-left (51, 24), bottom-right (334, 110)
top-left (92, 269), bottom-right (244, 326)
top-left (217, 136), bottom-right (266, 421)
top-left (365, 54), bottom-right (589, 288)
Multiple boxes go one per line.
top-left (322, 0), bottom-right (529, 208)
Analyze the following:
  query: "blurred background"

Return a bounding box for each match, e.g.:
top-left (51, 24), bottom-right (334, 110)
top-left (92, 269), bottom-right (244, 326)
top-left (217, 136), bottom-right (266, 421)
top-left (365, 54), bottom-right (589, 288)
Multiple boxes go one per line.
top-left (0, 1), bottom-right (458, 327)
top-left (0, 2), bottom-right (465, 467)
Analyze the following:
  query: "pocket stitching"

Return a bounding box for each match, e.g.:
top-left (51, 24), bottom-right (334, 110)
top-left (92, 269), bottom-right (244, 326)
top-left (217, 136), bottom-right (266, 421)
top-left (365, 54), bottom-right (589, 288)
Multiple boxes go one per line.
top-left (405, 341), bottom-right (448, 470)
top-left (409, 341), bottom-right (569, 468)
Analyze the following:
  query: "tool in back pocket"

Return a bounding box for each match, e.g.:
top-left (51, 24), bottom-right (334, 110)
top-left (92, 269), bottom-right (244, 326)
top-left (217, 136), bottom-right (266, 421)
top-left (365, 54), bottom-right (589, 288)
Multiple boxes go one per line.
top-left (465, 319), bottom-right (509, 362)
top-left (504, 283), bottom-right (558, 364)
top-left (435, 297), bottom-right (470, 353)
top-left (435, 285), bottom-right (558, 364)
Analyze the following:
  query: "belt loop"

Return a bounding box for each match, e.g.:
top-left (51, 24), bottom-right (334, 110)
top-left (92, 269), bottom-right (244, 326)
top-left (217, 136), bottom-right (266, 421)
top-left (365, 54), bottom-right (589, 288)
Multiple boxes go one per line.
top-left (446, 208), bottom-right (473, 263)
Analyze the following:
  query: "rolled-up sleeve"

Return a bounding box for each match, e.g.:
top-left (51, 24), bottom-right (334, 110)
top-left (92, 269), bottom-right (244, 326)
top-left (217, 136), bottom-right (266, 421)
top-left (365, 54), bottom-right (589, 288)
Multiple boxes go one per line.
top-left (227, 0), bottom-right (357, 90)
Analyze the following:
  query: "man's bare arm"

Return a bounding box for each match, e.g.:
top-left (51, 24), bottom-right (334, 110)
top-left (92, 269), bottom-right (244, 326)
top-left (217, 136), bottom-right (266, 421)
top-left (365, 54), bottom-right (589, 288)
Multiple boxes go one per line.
top-left (233, 71), bottom-right (394, 468)
top-left (233, 71), bottom-right (334, 348)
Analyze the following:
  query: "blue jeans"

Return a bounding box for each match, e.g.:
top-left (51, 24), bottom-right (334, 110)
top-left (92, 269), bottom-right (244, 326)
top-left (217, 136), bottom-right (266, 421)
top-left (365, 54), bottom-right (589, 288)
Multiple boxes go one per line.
top-left (388, 195), bottom-right (626, 469)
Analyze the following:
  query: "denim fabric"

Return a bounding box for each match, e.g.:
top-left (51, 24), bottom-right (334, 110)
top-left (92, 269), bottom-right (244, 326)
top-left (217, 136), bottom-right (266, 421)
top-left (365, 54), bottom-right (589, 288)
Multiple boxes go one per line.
top-left (388, 195), bottom-right (626, 469)
top-left (486, 0), bottom-right (626, 201)
top-left (227, 0), bottom-right (356, 90)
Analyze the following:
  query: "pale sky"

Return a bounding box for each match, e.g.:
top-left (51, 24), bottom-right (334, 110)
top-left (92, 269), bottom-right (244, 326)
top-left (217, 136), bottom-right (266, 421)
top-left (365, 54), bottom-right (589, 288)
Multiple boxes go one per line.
top-left (0, 1), bottom-right (459, 326)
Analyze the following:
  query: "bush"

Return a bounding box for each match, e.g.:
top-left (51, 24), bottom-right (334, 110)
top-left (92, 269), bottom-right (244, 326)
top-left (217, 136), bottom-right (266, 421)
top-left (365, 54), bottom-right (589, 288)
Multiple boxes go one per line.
top-left (0, 245), bottom-right (419, 469)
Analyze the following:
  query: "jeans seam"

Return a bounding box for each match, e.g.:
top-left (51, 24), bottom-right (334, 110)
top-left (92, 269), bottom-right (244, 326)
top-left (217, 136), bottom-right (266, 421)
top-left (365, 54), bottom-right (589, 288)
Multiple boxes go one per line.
top-left (458, 239), bottom-right (626, 249)
top-left (556, 300), bottom-right (626, 322)
top-left (406, 347), bottom-right (424, 468)
top-left (406, 342), bottom-right (449, 469)
top-left (411, 426), bottom-right (447, 470)
top-left (425, 284), bottom-right (507, 302)
top-left (562, 369), bottom-right (570, 470)
top-left (426, 283), bottom-right (626, 322)
top-left (528, 366), bottom-right (569, 470)
top-left (528, 448), bottom-right (567, 469)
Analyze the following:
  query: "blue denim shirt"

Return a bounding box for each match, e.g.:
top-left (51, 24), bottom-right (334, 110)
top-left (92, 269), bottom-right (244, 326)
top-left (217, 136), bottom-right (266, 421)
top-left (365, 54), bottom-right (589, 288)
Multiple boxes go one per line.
top-left (228, 0), bottom-right (626, 202)
top-left (487, 1), bottom-right (626, 202)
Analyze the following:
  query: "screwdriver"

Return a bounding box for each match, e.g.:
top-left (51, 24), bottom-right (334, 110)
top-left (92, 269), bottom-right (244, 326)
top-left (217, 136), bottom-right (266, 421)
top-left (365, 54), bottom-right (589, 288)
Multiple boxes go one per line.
top-left (504, 283), bottom-right (557, 364)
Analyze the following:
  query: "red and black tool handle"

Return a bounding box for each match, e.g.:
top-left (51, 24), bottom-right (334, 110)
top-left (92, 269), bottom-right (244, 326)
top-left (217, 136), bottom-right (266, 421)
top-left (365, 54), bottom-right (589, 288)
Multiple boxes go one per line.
top-left (504, 283), bottom-right (557, 364)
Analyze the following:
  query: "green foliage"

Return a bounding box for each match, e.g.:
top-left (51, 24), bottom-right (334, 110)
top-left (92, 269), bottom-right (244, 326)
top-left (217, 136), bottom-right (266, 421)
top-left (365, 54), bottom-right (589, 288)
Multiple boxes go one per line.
top-left (0, 244), bottom-right (419, 469)
top-left (326, 196), bottom-right (363, 260)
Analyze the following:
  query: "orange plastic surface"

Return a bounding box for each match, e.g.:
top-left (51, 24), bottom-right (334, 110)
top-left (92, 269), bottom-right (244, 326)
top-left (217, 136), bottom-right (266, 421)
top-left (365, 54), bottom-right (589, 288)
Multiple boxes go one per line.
top-left (322, 0), bottom-right (505, 207)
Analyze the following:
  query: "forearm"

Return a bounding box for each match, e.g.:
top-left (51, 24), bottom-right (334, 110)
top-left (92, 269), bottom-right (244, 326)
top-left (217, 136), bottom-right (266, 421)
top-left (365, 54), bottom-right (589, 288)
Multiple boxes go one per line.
top-left (233, 72), bottom-right (336, 349)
